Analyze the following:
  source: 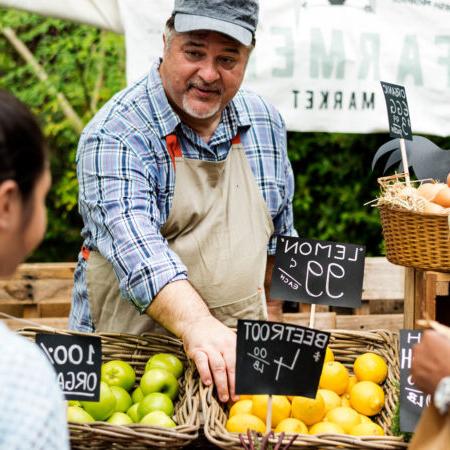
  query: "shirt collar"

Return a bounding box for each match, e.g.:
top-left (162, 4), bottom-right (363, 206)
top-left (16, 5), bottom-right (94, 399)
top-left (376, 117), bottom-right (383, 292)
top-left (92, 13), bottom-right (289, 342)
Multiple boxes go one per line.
top-left (146, 58), bottom-right (251, 140)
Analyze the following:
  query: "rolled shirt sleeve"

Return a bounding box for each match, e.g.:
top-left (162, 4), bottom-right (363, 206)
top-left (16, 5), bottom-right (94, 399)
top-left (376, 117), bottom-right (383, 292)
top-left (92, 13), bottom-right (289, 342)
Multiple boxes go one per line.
top-left (77, 129), bottom-right (188, 313)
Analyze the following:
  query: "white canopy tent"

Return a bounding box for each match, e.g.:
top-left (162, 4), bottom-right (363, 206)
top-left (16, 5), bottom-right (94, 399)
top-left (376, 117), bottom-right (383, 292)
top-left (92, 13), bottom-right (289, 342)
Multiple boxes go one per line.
top-left (2, 0), bottom-right (450, 137)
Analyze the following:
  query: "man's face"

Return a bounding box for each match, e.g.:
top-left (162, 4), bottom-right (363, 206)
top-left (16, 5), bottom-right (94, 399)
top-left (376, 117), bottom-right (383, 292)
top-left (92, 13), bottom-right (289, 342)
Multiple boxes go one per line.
top-left (160, 30), bottom-right (251, 125)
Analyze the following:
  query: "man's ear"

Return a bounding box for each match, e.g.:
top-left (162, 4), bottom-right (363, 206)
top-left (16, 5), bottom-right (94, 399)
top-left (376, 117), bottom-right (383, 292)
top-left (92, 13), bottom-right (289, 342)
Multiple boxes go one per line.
top-left (0, 180), bottom-right (21, 231)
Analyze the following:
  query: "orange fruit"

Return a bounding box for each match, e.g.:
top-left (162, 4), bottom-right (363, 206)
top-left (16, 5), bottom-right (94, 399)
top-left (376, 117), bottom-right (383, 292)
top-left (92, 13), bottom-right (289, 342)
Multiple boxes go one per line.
top-left (226, 413), bottom-right (265, 433)
top-left (252, 395), bottom-right (291, 428)
top-left (319, 361), bottom-right (349, 395)
top-left (291, 393), bottom-right (326, 426)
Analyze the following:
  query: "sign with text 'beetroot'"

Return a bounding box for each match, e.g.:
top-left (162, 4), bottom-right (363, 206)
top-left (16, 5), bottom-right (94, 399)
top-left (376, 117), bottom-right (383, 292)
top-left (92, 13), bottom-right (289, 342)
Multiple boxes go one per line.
top-left (36, 333), bottom-right (102, 401)
top-left (236, 319), bottom-right (330, 396)
top-left (270, 236), bottom-right (365, 308)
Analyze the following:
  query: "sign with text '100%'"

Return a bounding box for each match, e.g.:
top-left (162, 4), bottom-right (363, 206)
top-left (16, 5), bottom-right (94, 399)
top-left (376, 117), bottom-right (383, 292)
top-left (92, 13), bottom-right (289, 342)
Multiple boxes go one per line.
top-left (36, 333), bottom-right (102, 401)
top-left (236, 320), bottom-right (330, 397)
top-left (270, 236), bottom-right (365, 308)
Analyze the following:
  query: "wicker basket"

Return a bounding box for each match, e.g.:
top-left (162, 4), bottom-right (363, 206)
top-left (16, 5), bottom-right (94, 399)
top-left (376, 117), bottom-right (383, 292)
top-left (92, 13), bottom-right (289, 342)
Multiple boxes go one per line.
top-left (379, 204), bottom-right (450, 272)
top-left (202, 330), bottom-right (407, 450)
top-left (18, 327), bottom-right (200, 449)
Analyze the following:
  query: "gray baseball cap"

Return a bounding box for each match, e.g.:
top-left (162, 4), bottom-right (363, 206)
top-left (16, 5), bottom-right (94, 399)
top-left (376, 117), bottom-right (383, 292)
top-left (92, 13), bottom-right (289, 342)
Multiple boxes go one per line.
top-left (172, 0), bottom-right (259, 46)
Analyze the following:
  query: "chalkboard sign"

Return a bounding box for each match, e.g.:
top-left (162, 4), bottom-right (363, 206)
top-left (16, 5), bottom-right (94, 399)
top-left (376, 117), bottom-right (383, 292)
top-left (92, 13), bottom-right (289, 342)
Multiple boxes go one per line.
top-left (270, 236), bottom-right (365, 308)
top-left (399, 330), bottom-right (430, 432)
top-left (236, 319), bottom-right (330, 397)
top-left (36, 333), bottom-right (102, 401)
top-left (380, 81), bottom-right (412, 141)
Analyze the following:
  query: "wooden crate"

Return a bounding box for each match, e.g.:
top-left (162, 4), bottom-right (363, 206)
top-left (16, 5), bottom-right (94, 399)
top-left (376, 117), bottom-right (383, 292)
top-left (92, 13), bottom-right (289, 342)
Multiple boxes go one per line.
top-left (0, 262), bottom-right (73, 329)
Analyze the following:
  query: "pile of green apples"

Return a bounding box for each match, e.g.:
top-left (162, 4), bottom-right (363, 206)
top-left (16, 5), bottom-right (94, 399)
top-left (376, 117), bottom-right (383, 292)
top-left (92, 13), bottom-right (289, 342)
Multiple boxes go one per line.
top-left (67, 353), bottom-right (184, 428)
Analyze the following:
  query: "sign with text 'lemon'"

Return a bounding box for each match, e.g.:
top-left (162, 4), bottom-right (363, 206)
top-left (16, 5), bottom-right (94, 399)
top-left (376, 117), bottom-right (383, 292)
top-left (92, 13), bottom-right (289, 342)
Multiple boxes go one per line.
top-left (36, 333), bottom-right (102, 401)
top-left (270, 236), bottom-right (365, 308)
top-left (236, 320), bottom-right (330, 396)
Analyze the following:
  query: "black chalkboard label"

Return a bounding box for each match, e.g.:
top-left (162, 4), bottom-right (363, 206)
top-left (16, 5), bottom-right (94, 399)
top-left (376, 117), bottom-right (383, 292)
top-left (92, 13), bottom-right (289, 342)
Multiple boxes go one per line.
top-left (270, 236), bottom-right (365, 308)
top-left (36, 333), bottom-right (102, 401)
top-left (380, 81), bottom-right (412, 141)
top-left (399, 330), bottom-right (430, 432)
top-left (236, 319), bottom-right (330, 397)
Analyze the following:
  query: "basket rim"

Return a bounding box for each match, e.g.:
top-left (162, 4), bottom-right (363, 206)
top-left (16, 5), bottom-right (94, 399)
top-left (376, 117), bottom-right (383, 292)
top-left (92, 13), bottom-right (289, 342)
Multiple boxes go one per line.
top-left (378, 203), bottom-right (450, 219)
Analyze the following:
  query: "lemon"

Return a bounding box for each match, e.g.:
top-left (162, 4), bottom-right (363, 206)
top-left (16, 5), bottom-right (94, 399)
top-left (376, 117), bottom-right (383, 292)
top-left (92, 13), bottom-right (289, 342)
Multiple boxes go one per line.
top-left (275, 417), bottom-right (308, 434)
top-left (325, 406), bottom-right (361, 433)
top-left (353, 353), bottom-right (388, 384)
top-left (325, 346), bottom-right (335, 363)
top-left (359, 414), bottom-right (373, 424)
top-left (349, 422), bottom-right (385, 436)
top-left (340, 394), bottom-right (351, 407)
top-left (318, 389), bottom-right (341, 413)
top-left (346, 375), bottom-right (358, 394)
top-left (309, 421), bottom-right (345, 434)
top-left (350, 381), bottom-right (385, 416)
top-left (319, 361), bottom-right (349, 395)
top-left (252, 395), bottom-right (291, 428)
top-left (238, 394), bottom-right (253, 401)
top-left (229, 399), bottom-right (253, 417)
top-left (291, 393), bottom-right (325, 426)
top-left (226, 413), bottom-right (266, 433)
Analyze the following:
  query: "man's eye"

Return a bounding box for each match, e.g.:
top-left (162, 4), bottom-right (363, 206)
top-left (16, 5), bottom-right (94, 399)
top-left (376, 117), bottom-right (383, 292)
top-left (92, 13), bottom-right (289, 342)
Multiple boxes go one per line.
top-left (219, 57), bottom-right (236, 68)
top-left (185, 51), bottom-right (202, 58)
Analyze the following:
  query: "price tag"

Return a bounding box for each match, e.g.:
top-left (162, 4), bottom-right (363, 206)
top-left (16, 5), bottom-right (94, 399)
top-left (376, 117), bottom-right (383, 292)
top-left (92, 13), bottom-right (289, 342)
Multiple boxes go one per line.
top-left (36, 333), bottom-right (102, 401)
top-left (270, 236), bottom-right (365, 308)
top-left (399, 330), bottom-right (430, 432)
top-left (236, 319), bottom-right (330, 396)
top-left (380, 81), bottom-right (412, 141)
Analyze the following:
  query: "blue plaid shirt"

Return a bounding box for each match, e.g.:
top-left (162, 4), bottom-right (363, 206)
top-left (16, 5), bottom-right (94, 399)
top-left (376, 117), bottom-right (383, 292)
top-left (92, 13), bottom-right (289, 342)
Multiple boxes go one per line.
top-left (0, 323), bottom-right (70, 450)
top-left (70, 59), bottom-right (297, 332)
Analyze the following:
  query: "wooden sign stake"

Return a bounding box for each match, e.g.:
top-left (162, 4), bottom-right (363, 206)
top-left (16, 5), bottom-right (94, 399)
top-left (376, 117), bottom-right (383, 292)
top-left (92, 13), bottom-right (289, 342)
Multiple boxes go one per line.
top-left (309, 304), bottom-right (316, 329)
top-left (399, 138), bottom-right (411, 185)
top-left (266, 394), bottom-right (273, 433)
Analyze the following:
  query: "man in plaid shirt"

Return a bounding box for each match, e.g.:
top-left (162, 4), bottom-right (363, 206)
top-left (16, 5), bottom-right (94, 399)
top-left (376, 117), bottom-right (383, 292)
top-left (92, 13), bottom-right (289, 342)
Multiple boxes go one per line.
top-left (70, 0), bottom-right (297, 403)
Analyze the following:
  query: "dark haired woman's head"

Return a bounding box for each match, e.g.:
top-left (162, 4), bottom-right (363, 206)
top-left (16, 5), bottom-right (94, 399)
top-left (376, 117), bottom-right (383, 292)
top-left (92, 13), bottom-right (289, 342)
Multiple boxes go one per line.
top-left (0, 90), bottom-right (47, 202)
top-left (0, 90), bottom-right (50, 276)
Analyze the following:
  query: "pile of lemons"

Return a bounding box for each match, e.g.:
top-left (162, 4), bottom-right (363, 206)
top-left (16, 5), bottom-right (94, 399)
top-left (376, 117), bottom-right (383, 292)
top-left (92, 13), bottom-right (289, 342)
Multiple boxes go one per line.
top-left (226, 347), bottom-right (388, 437)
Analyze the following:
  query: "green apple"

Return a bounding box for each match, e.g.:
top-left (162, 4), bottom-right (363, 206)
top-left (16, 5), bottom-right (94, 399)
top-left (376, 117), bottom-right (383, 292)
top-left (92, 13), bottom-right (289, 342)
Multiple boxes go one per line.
top-left (137, 392), bottom-right (174, 419)
top-left (145, 353), bottom-right (184, 378)
top-left (101, 360), bottom-right (136, 391)
top-left (111, 385), bottom-right (133, 412)
top-left (139, 411), bottom-right (176, 428)
top-left (131, 386), bottom-right (144, 404)
top-left (127, 403), bottom-right (140, 423)
top-left (67, 406), bottom-right (95, 424)
top-left (140, 368), bottom-right (179, 400)
top-left (81, 381), bottom-right (116, 421)
top-left (107, 412), bottom-right (133, 425)
top-left (68, 400), bottom-right (81, 407)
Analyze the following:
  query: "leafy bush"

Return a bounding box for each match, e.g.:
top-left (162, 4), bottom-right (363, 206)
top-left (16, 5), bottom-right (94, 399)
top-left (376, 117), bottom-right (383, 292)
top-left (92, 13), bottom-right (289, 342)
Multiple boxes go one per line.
top-left (2, 9), bottom-right (448, 261)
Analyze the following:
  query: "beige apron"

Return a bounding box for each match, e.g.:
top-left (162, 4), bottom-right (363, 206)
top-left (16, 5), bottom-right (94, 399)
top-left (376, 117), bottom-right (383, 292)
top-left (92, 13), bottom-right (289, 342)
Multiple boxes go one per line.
top-left (85, 133), bottom-right (274, 334)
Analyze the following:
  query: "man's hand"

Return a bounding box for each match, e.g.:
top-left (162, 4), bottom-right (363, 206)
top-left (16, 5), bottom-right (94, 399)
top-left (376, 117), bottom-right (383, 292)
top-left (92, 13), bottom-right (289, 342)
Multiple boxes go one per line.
top-left (181, 316), bottom-right (237, 403)
top-left (412, 330), bottom-right (450, 394)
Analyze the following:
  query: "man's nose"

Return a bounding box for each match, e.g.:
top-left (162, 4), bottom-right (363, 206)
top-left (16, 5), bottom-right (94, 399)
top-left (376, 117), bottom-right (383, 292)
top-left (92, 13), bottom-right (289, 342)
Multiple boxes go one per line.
top-left (197, 59), bottom-right (220, 84)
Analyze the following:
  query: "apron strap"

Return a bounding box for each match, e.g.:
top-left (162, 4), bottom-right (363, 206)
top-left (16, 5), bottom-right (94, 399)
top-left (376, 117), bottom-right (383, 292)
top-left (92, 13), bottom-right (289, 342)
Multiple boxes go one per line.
top-left (165, 132), bottom-right (241, 169)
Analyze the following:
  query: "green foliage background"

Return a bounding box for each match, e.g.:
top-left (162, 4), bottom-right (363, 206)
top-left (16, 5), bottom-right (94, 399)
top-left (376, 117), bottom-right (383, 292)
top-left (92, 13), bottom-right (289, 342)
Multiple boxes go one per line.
top-left (1, 9), bottom-right (448, 261)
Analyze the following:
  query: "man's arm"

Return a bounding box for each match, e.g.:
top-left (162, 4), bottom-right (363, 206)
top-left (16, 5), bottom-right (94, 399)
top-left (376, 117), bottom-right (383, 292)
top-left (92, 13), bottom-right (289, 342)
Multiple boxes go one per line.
top-left (412, 330), bottom-right (450, 394)
top-left (146, 280), bottom-right (237, 402)
top-left (265, 255), bottom-right (283, 322)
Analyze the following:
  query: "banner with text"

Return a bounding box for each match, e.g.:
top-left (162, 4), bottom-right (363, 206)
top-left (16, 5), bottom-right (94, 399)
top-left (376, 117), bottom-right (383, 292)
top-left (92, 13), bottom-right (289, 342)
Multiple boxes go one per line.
top-left (119, 0), bottom-right (450, 136)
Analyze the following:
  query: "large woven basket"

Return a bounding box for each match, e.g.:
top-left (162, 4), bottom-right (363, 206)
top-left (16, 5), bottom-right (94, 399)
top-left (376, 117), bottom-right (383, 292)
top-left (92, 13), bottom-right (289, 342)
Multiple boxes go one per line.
top-left (379, 204), bottom-right (450, 272)
top-left (18, 327), bottom-right (200, 449)
top-left (202, 329), bottom-right (407, 449)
